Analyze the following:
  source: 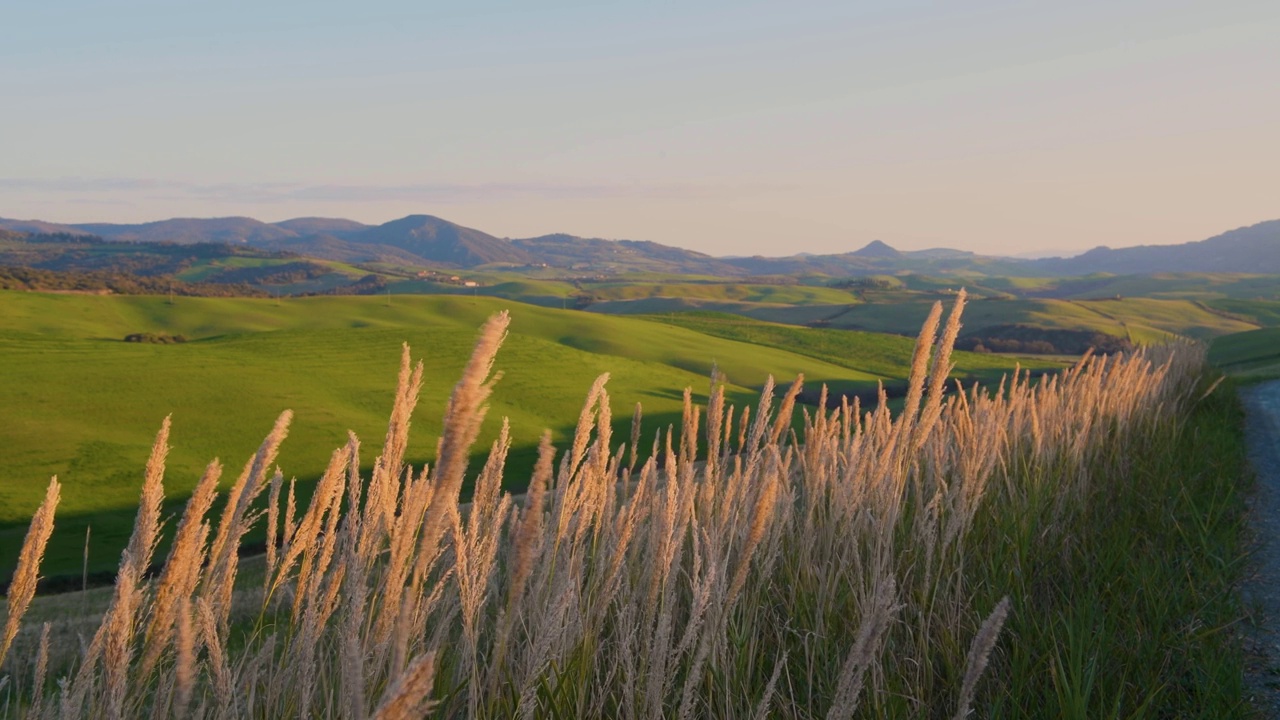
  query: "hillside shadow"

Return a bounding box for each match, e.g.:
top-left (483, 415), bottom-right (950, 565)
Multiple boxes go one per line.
top-left (0, 406), bottom-right (695, 596)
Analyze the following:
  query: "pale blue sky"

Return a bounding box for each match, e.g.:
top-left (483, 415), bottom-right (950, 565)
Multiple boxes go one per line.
top-left (2, 1), bottom-right (1277, 255)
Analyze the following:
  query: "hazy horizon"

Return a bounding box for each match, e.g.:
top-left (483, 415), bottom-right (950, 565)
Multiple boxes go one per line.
top-left (5, 209), bottom-right (1276, 261)
top-left (4, 1), bottom-right (1277, 256)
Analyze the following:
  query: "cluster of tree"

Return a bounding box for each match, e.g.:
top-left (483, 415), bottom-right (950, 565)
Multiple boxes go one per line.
top-left (6, 231), bottom-right (109, 244)
top-left (0, 231), bottom-right (299, 275)
top-left (307, 273), bottom-right (389, 296)
top-left (956, 324), bottom-right (1133, 355)
top-left (210, 261), bottom-right (332, 284)
top-left (0, 266), bottom-right (270, 297)
top-left (124, 332), bottom-right (188, 344)
top-left (829, 277), bottom-right (898, 290)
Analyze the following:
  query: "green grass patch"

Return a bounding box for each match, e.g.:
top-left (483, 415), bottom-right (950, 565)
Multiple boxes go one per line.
top-left (641, 311), bottom-right (1059, 382)
top-left (817, 297), bottom-right (1255, 343)
top-left (1211, 327), bottom-right (1280, 381)
top-left (973, 381), bottom-right (1251, 717)
top-left (1209, 299), bottom-right (1280, 328)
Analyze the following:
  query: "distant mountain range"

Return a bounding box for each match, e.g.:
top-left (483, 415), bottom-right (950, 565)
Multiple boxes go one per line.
top-left (1, 214), bottom-right (1277, 277)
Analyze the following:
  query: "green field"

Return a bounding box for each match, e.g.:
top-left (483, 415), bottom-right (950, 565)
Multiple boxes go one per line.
top-left (584, 294), bottom-right (1260, 343)
top-left (806, 296), bottom-right (1257, 342)
top-left (642, 311), bottom-right (1058, 382)
top-left (1206, 298), bottom-right (1280, 327)
top-left (0, 290), bottom-right (1036, 580)
top-left (1210, 326), bottom-right (1280, 380)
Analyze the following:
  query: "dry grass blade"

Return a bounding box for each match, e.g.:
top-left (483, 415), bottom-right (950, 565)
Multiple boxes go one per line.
top-left (124, 416), bottom-right (170, 584)
top-left (173, 597), bottom-right (195, 717)
top-left (139, 459), bottom-right (221, 678)
top-left (0, 477), bottom-right (60, 670)
top-left (207, 410), bottom-right (293, 578)
top-left (898, 301), bottom-right (944, 436)
top-left (827, 578), bottom-right (899, 720)
top-left (953, 597), bottom-right (1011, 720)
top-left (508, 430), bottom-right (554, 609)
top-left (372, 652), bottom-right (437, 720)
top-left (28, 623), bottom-right (50, 720)
top-left (414, 310), bottom-right (510, 579)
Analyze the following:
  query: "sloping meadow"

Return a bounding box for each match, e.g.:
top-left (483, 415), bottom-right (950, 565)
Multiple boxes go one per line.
top-left (0, 292), bottom-right (1237, 718)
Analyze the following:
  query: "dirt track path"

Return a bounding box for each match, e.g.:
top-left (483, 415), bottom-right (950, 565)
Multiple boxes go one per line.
top-left (1241, 380), bottom-right (1280, 714)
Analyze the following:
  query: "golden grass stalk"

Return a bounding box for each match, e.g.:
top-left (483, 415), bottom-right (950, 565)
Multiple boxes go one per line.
top-left (139, 459), bottom-right (221, 678)
top-left (267, 443), bottom-right (348, 611)
top-left (769, 374), bottom-right (804, 445)
top-left (752, 651), bottom-right (787, 720)
top-left (173, 597), bottom-right (195, 717)
top-left (371, 345), bottom-right (425, 533)
top-left (0, 477), bottom-right (60, 670)
top-left (372, 652), bottom-right (437, 720)
top-left (124, 416), bottom-right (170, 584)
top-left (373, 464), bottom-right (435, 647)
top-left (195, 598), bottom-right (232, 712)
top-left (282, 475), bottom-right (298, 556)
top-left (205, 410), bottom-right (292, 624)
top-left (413, 310), bottom-right (509, 582)
top-left (915, 290), bottom-right (967, 448)
top-left (629, 401), bottom-right (643, 473)
top-left (264, 468), bottom-right (282, 588)
top-left (99, 555), bottom-right (139, 720)
top-left (726, 460), bottom-right (780, 607)
top-left (826, 577), bottom-right (899, 720)
top-left (953, 596), bottom-right (1011, 720)
top-left (898, 301), bottom-right (944, 437)
top-left (28, 623), bottom-right (50, 720)
top-left (745, 376), bottom-right (775, 452)
top-left (507, 431), bottom-right (555, 611)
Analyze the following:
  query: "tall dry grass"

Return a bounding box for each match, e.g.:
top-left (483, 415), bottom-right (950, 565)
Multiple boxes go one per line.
top-left (0, 299), bottom-right (1210, 718)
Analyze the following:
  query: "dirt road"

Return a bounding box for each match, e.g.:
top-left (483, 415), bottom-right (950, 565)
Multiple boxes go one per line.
top-left (1241, 380), bottom-right (1280, 714)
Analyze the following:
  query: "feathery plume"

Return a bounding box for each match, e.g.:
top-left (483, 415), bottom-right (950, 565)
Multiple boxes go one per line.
top-left (28, 622), bottom-right (51, 720)
top-left (372, 652), bottom-right (437, 720)
top-left (953, 597), bottom-right (1011, 720)
top-left (0, 477), bottom-right (59, 669)
top-left (139, 459), bottom-right (221, 678)
top-left (827, 578), bottom-right (899, 720)
top-left (124, 415), bottom-right (170, 584)
top-left (173, 597), bottom-right (195, 717)
top-left (898, 301), bottom-right (943, 433)
top-left (414, 310), bottom-right (509, 580)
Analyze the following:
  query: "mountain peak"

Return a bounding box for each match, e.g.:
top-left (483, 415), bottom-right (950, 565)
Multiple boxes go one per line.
top-left (852, 240), bottom-right (900, 258)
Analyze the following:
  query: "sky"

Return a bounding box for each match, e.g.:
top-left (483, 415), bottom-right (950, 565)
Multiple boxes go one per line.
top-left (2, 0), bottom-right (1277, 257)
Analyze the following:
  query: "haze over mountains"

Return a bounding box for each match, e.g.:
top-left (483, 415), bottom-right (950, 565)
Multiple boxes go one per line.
top-left (1, 214), bottom-right (1277, 277)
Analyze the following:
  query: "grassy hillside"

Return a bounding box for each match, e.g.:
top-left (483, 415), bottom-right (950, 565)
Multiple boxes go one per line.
top-left (966, 272), bottom-right (1280, 300)
top-left (818, 296), bottom-right (1255, 342)
top-left (578, 281), bottom-right (857, 304)
top-left (0, 322), bottom-right (1243, 718)
top-left (0, 291), bottom-right (1035, 579)
top-left (642, 311), bottom-right (1052, 382)
top-left (1206, 298), bottom-right (1280, 327)
top-left (1210, 327), bottom-right (1280, 380)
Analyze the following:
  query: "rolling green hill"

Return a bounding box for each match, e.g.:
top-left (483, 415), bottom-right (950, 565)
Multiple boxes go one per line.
top-left (641, 312), bottom-right (1052, 382)
top-left (1014, 273), bottom-right (1280, 301)
top-left (1205, 298), bottom-right (1280, 327)
top-left (0, 291), bottom-right (1032, 580)
top-left (1210, 327), bottom-right (1280, 380)
top-left (805, 297), bottom-right (1256, 343)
